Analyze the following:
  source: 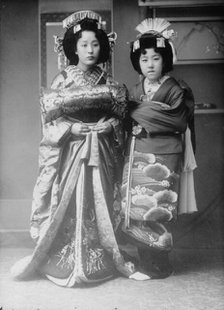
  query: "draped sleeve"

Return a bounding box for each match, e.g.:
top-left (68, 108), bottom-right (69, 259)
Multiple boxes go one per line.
top-left (40, 72), bottom-right (74, 147)
top-left (130, 77), bottom-right (188, 135)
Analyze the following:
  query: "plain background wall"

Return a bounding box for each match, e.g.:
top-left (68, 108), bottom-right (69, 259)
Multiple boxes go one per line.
top-left (0, 0), bottom-right (40, 229)
top-left (0, 0), bottom-right (223, 248)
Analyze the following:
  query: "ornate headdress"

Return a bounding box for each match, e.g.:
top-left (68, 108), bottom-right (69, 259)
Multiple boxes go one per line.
top-left (132, 18), bottom-right (177, 62)
top-left (62, 10), bottom-right (106, 32)
top-left (54, 10), bottom-right (117, 71)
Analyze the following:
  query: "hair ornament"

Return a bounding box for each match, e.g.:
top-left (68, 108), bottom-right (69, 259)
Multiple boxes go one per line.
top-left (53, 35), bottom-right (69, 71)
top-left (63, 10), bottom-right (105, 30)
top-left (132, 18), bottom-right (177, 62)
top-left (133, 39), bottom-right (140, 51)
top-left (107, 32), bottom-right (117, 47)
top-left (73, 24), bottom-right (81, 34)
top-left (156, 37), bottom-right (165, 48)
top-left (135, 18), bottom-right (173, 38)
top-left (162, 29), bottom-right (175, 39)
top-left (53, 10), bottom-right (116, 72)
top-left (168, 40), bottom-right (177, 63)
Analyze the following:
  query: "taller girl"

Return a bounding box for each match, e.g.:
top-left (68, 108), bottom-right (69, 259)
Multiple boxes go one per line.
top-left (11, 10), bottom-right (136, 286)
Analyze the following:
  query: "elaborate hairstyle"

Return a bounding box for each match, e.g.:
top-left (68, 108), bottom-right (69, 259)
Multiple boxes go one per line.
top-left (54, 11), bottom-right (117, 70)
top-left (63, 17), bottom-right (110, 65)
top-left (130, 18), bottom-right (176, 75)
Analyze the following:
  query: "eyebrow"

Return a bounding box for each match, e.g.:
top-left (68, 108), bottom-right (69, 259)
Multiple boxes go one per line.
top-left (140, 53), bottom-right (160, 57)
top-left (79, 39), bottom-right (99, 42)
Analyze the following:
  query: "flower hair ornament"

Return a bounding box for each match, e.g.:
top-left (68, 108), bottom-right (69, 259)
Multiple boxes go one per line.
top-left (132, 18), bottom-right (177, 63)
top-left (54, 10), bottom-right (117, 71)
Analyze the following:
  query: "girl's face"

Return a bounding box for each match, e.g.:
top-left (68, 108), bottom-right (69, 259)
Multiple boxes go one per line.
top-left (76, 31), bottom-right (100, 71)
top-left (139, 48), bottom-right (163, 82)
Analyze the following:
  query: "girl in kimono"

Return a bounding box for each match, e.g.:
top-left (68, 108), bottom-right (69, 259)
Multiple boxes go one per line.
top-left (120, 18), bottom-right (197, 279)
top-left (11, 10), bottom-right (145, 286)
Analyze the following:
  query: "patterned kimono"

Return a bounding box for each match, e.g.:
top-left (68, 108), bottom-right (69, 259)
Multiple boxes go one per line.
top-left (11, 65), bottom-right (135, 286)
top-left (121, 76), bottom-right (189, 255)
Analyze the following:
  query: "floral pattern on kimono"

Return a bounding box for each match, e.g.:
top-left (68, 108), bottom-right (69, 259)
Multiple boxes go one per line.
top-left (121, 77), bottom-right (188, 252)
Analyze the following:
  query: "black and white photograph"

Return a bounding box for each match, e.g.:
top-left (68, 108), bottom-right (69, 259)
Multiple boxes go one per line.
top-left (0, 0), bottom-right (224, 309)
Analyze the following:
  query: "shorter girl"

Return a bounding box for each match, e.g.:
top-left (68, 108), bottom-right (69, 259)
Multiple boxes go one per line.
top-left (121, 18), bottom-right (197, 279)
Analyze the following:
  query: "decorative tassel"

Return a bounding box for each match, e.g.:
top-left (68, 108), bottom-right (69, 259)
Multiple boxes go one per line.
top-left (133, 39), bottom-right (140, 52)
top-left (53, 35), bottom-right (68, 71)
top-left (169, 40), bottom-right (177, 63)
top-left (156, 37), bottom-right (165, 48)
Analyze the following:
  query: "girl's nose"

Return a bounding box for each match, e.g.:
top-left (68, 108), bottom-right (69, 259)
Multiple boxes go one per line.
top-left (87, 45), bottom-right (93, 53)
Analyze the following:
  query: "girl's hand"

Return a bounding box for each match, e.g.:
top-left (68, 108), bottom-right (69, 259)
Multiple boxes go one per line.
top-left (71, 123), bottom-right (91, 136)
top-left (93, 121), bottom-right (112, 134)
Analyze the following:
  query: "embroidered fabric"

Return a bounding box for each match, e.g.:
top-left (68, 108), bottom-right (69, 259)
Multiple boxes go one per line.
top-left (11, 64), bottom-right (135, 285)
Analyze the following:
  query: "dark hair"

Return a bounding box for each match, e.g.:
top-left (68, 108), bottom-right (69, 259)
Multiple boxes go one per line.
top-left (62, 18), bottom-right (110, 65)
top-left (130, 33), bottom-right (173, 75)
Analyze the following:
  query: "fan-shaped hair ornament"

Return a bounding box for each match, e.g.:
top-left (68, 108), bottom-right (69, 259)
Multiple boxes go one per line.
top-left (133, 18), bottom-right (177, 63)
top-left (135, 18), bottom-right (171, 36)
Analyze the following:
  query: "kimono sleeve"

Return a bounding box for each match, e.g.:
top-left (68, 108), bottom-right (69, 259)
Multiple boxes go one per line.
top-left (154, 90), bottom-right (187, 133)
top-left (132, 83), bottom-right (188, 134)
top-left (178, 79), bottom-right (196, 153)
top-left (108, 117), bottom-right (125, 149)
top-left (40, 72), bottom-right (73, 147)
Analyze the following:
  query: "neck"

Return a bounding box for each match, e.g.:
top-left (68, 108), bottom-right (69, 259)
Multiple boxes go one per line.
top-left (146, 78), bottom-right (161, 84)
top-left (146, 75), bottom-right (167, 85)
top-left (76, 63), bottom-right (95, 72)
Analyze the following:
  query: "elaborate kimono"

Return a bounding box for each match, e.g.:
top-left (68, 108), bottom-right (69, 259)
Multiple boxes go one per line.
top-left (11, 65), bottom-right (135, 286)
top-left (121, 76), bottom-right (196, 257)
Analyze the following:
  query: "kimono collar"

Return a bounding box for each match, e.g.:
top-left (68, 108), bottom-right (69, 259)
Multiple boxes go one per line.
top-left (65, 65), bottom-right (106, 87)
top-left (144, 75), bottom-right (169, 95)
